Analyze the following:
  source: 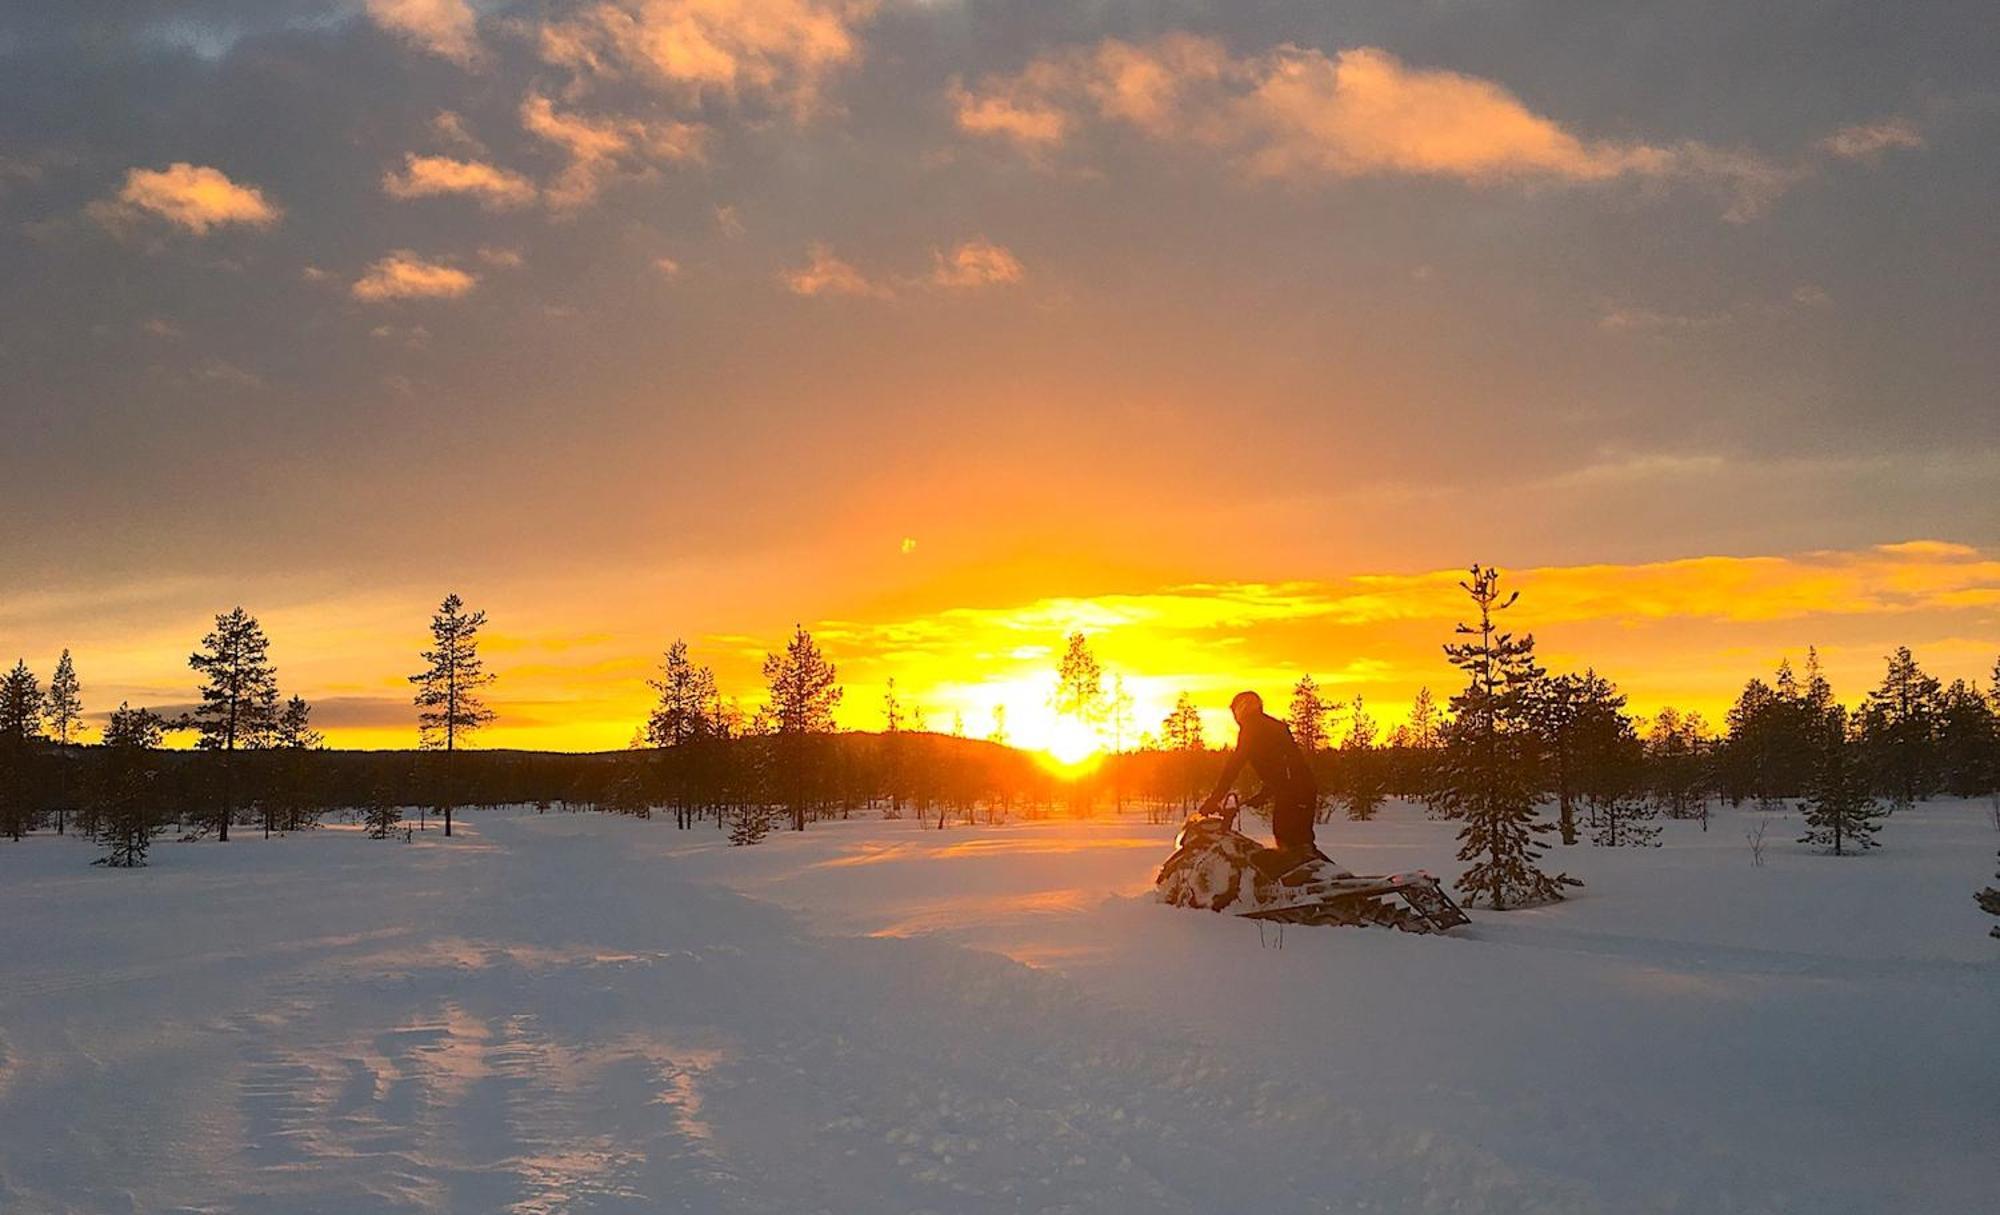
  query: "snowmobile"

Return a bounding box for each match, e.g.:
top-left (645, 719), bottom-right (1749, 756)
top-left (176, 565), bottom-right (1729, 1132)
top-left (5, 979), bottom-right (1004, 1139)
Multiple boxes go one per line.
top-left (1156, 797), bottom-right (1470, 933)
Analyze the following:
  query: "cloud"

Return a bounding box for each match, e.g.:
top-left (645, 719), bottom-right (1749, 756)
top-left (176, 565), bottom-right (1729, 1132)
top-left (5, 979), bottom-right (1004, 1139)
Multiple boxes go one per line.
top-left (382, 153), bottom-right (538, 209)
top-left (782, 242), bottom-right (887, 297)
top-left (1598, 306), bottom-right (1736, 334)
top-left (520, 92), bottom-right (705, 210)
top-left (477, 245), bottom-right (524, 268)
top-left (192, 357), bottom-right (264, 388)
top-left (947, 73), bottom-right (1071, 146)
top-left (653, 255), bottom-right (682, 277)
top-left (350, 250), bottom-right (477, 302)
top-left (1819, 117), bottom-right (1925, 160)
top-left (366, 0), bottom-right (480, 64)
top-left (91, 162), bottom-right (280, 235)
top-left (953, 38), bottom-right (1798, 218)
top-left (931, 238), bottom-right (1024, 289)
top-left (430, 109), bottom-right (484, 151)
top-left (538, 0), bottom-right (874, 116)
top-left (1598, 283), bottom-right (1837, 333)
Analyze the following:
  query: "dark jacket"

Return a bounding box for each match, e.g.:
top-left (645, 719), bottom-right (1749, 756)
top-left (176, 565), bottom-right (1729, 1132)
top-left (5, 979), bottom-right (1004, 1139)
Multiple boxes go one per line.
top-left (1208, 711), bottom-right (1317, 808)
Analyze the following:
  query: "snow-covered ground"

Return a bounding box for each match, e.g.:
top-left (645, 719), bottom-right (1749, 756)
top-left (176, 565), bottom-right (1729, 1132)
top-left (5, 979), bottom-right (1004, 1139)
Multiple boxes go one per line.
top-left (1, 800), bottom-right (1994, 1214)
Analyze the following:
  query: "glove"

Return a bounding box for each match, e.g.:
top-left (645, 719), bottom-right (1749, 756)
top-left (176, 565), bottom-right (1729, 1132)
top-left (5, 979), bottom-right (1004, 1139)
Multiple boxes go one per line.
top-left (1197, 795), bottom-right (1223, 817)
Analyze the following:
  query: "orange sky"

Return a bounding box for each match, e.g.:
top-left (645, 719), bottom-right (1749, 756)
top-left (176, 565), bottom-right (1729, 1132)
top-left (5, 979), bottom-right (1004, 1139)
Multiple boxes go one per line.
top-left (9, 539), bottom-right (1994, 754)
top-left (3, 4), bottom-right (1996, 753)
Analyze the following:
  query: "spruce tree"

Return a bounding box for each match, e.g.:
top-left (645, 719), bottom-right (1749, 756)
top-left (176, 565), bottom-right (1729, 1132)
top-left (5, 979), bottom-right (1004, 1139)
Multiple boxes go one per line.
top-left (189, 608), bottom-right (280, 841)
top-left (727, 801), bottom-right (772, 846)
top-left (364, 785), bottom-right (404, 839)
top-left (1436, 566), bottom-right (1577, 909)
top-left (95, 704), bottom-right (168, 867)
top-left (1587, 792), bottom-right (1660, 847)
top-left (0, 659), bottom-right (44, 744)
top-left (409, 593), bottom-right (496, 837)
top-left (1797, 707), bottom-right (1884, 855)
top-left (0, 659), bottom-right (47, 839)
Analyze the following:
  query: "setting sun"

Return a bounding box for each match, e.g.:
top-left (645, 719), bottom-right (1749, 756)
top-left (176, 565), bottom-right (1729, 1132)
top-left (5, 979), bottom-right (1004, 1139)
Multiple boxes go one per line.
top-left (1038, 715), bottom-right (1106, 770)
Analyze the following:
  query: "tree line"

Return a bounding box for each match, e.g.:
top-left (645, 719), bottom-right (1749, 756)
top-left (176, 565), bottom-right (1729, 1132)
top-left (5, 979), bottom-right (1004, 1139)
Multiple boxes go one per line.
top-left (3, 576), bottom-right (1998, 935)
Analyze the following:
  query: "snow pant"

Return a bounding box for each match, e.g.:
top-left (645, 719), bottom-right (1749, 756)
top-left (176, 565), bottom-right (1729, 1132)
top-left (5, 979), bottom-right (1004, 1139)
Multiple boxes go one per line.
top-left (1271, 793), bottom-right (1316, 850)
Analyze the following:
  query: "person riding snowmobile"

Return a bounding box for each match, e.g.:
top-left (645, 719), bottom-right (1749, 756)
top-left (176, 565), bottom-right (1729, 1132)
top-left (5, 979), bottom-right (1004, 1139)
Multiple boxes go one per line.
top-left (1198, 691), bottom-right (1321, 876)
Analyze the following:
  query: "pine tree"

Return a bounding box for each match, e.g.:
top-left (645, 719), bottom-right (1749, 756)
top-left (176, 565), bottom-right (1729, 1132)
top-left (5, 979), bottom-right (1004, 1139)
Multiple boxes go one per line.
top-left (409, 593), bottom-right (496, 838)
top-left (1288, 675), bottom-right (1331, 754)
top-left (267, 695), bottom-right (324, 834)
top-left (1720, 677), bottom-right (1782, 807)
top-left (1162, 693), bottom-right (1207, 813)
top-left (647, 640), bottom-right (720, 747)
top-left (1436, 566), bottom-right (1577, 909)
top-left (647, 639), bottom-right (724, 829)
top-left (1798, 708), bottom-right (1884, 855)
top-left (1934, 680), bottom-right (1995, 799)
top-left (1646, 707), bottom-right (1713, 823)
top-left (1053, 631), bottom-right (1104, 744)
top-left (1858, 646), bottom-right (1944, 807)
top-left (95, 703), bottom-right (168, 867)
top-left (43, 649), bottom-right (84, 834)
top-left (1340, 696), bottom-right (1384, 821)
top-left (45, 650), bottom-right (83, 743)
top-left (761, 624), bottom-right (842, 831)
top-left (1525, 670), bottom-right (1630, 846)
top-left (1389, 686), bottom-right (1446, 816)
top-left (189, 608), bottom-right (280, 842)
top-left (879, 676), bottom-right (907, 818)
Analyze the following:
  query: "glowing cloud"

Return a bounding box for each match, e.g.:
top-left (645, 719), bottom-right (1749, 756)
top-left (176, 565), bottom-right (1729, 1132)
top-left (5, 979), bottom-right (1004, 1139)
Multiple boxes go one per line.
top-left (520, 92), bottom-right (705, 210)
top-left (366, 0), bottom-right (480, 64)
top-left (382, 154), bottom-right (538, 209)
top-left (931, 239), bottom-right (1025, 289)
top-left (782, 243), bottom-right (888, 297)
top-left (539, 0), bottom-right (875, 115)
top-left (93, 163), bottom-right (280, 235)
top-left (351, 251), bottom-right (477, 302)
top-left (1819, 117), bottom-right (1925, 160)
top-left (953, 38), bottom-right (1792, 215)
